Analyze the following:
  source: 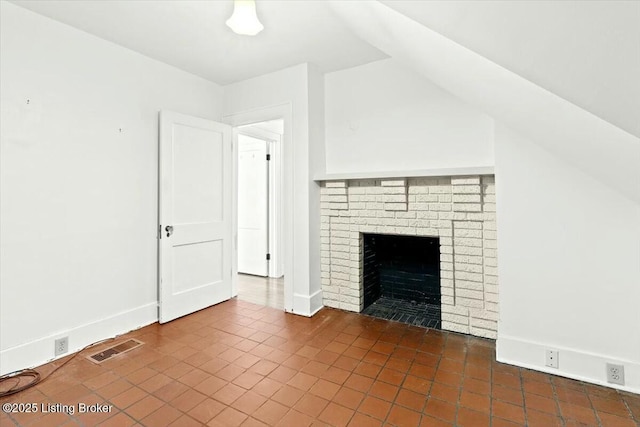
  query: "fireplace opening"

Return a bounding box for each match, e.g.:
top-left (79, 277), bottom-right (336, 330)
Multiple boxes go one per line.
top-left (362, 233), bottom-right (441, 329)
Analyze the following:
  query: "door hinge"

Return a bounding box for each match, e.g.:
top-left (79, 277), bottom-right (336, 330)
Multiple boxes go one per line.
top-left (158, 225), bottom-right (162, 239)
top-left (266, 253), bottom-right (271, 261)
top-left (266, 154), bottom-right (271, 161)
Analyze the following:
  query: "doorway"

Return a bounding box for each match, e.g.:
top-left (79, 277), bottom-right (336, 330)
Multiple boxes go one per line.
top-left (236, 119), bottom-right (284, 309)
top-left (157, 111), bottom-right (233, 323)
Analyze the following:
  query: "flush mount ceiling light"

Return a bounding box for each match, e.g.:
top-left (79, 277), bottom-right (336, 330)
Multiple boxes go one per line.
top-left (226, 0), bottom-right (264, 36)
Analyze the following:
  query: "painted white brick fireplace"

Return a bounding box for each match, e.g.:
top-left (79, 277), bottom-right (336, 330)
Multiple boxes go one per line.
top-left (319, 175), bottom-right (498, 339)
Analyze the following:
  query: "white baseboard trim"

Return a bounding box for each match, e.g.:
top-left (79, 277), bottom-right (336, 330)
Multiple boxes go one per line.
top-left (497, 335), bottom-right (640, 394)
top-left (0, 303), bottom-right (157, 375)
top-left (292, 289), bottom-right (324, 317)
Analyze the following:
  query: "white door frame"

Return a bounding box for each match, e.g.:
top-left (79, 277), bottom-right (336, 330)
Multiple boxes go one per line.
top-left (223, 104), bottom-right (294, 312)
top-left (237, 126), bottom-right (283, 278)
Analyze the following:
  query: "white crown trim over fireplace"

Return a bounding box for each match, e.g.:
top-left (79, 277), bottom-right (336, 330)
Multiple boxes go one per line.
top-left (319, 175), bottom-right (498, 339)
top-left (314, 166), bottom-right (495, 182)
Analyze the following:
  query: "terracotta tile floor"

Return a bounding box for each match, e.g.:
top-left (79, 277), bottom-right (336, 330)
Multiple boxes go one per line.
top-left (1, 299), bottom-right (638, 426)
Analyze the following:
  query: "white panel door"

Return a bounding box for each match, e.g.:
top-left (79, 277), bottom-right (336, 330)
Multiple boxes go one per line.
top-left (237, 134), bottom-right (268, 276)
top-left (159, 111), bottom-right (232, 323)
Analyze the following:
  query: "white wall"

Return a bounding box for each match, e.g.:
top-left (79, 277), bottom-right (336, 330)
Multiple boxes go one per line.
top-left (307, 65), bottom-right (326, 314)
top-left (0, 2), bottom-right (223, 374)
top-left (495, 124), bottom-right (640, 393)
top-left (223, 63), bottom-right (325, 316)
top-left (324, 59), bottom-right (494, 174)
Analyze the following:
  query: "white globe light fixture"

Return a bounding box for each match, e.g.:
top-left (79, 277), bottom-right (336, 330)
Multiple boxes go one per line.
top-left (226, 0), bottom-right (264, 36)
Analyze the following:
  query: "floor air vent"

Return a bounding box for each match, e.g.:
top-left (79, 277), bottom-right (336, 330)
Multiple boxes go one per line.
top-left (87, 339), bottom-right (143, 364)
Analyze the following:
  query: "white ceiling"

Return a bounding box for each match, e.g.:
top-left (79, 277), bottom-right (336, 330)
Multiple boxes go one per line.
top-left (11, 0), bottom-right (639, 136)
top-left (11, 0), bottom-right (387, 85)
top-left (380, 0), bottom-right (640, 138)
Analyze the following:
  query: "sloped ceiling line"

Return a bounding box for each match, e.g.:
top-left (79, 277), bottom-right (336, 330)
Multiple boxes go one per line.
top-left (378, 0), bottom-right (640, 139)
top-left (329, 0), bottom-right (640, 203)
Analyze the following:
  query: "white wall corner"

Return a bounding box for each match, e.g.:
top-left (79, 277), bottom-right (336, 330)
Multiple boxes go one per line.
top-left (292, 289), bottom-right (324, 317)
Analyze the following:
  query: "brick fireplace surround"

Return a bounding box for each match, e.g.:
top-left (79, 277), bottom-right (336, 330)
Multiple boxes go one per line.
top-left (319, 175), bottom-right (498, 339)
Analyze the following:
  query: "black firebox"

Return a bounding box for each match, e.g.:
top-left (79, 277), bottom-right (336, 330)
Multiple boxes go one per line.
top-left (362, 234), bottom-right (441, 328)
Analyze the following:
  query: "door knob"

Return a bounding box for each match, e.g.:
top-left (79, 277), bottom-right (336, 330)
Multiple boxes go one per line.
top-left (165, 225), bottom-right (173, 237)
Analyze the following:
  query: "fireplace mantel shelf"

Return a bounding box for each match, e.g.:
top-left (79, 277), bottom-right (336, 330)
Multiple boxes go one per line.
top-left (314, 166), bottom-right (495, 182)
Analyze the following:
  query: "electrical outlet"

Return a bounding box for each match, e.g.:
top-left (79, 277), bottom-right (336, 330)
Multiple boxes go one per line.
top-left (54, 337), bottom-right (68, 356)
top-left (545, 349), bottom-right (559, 368)
top-left (606, 363), bottom-right (625, 385)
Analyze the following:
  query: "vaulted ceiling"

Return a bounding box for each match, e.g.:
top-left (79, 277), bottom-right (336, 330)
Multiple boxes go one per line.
top-left (11, 0), bottom-right (640, 137)
top-left (379, 1), bottom-right (640, 141)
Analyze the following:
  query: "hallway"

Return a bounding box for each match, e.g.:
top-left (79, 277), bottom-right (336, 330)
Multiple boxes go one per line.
top-left (237, 274), bottom-right (284, 311)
